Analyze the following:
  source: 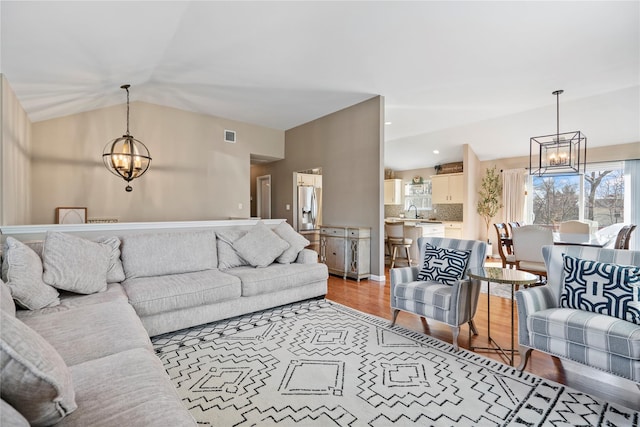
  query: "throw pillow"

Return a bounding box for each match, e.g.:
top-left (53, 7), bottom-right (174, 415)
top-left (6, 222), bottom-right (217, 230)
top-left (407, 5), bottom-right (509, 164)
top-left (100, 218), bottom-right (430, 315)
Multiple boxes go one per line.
top-left (2, 237), bottom-right (60, 310)
top-left (216, 229), bottom-right (250, 269)
top-left (417, 243), bottom-right (472, 285)
top-left (273, 221), bottom-right (310, 264)
top-left (560, 255), bottom-right (640, 324)
top-left (0, 311), bottom-right (77, 426)
top-left (95, 236), bottom-right (126, 283)
top-left (42, 231), bottom-right (110, 294)
top-left (233, 222), bottom-right (290, 268)
top-left (0, 279), bottom-right (16, 317)
top-left (1, 399), bottom-right (29, 427)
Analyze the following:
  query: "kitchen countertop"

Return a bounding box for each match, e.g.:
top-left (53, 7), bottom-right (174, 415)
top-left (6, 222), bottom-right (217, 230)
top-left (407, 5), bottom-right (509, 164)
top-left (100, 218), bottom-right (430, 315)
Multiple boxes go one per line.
top-left (385, 217), bottom-right (443, 224)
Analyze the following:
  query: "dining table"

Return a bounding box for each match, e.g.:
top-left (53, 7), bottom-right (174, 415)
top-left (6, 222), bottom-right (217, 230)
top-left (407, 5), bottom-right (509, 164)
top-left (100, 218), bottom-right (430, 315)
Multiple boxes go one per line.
top-left (552, 232), bottom-right (614, 248)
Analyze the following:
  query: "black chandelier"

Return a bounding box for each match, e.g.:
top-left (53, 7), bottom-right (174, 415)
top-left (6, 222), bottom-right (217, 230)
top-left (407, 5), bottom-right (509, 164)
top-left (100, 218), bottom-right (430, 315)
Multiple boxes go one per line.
top-left (102, 84), bottom-right (151, 192)
top-left (529, 90), bottom-right (587, 176)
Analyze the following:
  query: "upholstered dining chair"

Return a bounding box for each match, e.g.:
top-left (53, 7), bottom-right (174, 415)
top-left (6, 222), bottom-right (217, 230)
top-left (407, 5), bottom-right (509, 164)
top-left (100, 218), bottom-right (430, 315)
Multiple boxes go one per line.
top-left (385, 221), bottom-right (413, 268)
top-left (614, 224), bottom-right (637, 250)
top-left (511, 225), bottom-right (554, 278)
top-left (507, 221), bottom-right (521, 235)
top-left (390, 237), bottom-right (487, 351)
top-left (494, 223), bottom-right (516, 269)
top-left (558, 220), bottom-right (590, 234)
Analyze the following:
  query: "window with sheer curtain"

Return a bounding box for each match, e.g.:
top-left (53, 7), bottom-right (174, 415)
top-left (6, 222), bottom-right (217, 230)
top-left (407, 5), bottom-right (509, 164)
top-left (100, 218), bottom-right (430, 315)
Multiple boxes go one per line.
top-left (526, 161), bottom-right (626, 228)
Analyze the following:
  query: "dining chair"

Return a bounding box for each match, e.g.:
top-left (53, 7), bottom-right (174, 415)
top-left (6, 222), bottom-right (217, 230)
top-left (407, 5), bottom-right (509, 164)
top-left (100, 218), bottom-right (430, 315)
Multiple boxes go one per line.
top-left (511, 225), bottom-right (553, 278)
top-left (614, 224), bottom-right (637, 250)
top-left (507, 221), bottom-right (521, 235)
top-left (558, 220), bottom-right (590, 234)
top-left (385, 222), bottom-right (413, 268)
top-left (494, 223), bottom-right (516, 269)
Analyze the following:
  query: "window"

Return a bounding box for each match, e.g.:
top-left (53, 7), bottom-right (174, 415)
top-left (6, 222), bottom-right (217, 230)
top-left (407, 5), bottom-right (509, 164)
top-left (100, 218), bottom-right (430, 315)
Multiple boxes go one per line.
top-left (404, 180), bottom-right (432, 212)
top-left (528, 161), bottom-right (625, 228)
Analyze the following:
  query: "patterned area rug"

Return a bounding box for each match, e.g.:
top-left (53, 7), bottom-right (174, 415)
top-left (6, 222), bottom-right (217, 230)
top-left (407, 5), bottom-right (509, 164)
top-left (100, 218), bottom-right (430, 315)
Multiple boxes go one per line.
top-left (152, 299), bottom-right (638, 426)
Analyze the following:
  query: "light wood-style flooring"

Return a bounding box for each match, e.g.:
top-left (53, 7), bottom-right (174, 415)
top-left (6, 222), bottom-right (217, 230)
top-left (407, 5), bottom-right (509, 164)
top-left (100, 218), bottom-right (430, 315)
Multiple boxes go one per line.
top-left (325, 268), bottom-right (640, 410)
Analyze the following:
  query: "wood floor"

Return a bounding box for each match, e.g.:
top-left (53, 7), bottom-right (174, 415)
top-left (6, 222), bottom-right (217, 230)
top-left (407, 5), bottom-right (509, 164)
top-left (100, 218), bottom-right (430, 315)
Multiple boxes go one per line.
top-left (325, 268), bottom-right (640, 410)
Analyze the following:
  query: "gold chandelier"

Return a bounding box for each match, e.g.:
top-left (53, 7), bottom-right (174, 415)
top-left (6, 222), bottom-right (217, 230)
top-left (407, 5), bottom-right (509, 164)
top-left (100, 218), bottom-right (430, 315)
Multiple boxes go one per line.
top-left (102, 84), bottom-right (151, 192)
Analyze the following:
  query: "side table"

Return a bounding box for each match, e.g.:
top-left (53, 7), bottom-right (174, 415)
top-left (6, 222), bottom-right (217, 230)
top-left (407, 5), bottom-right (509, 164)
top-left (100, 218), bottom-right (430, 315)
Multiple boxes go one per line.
top-left (467, 267), bottom-right (538, 366)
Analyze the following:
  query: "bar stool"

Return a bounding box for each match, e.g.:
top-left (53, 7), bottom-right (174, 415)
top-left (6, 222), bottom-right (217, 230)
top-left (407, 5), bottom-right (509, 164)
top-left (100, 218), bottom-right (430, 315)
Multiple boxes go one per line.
top-left (385, 222), bottom-right (412, 268)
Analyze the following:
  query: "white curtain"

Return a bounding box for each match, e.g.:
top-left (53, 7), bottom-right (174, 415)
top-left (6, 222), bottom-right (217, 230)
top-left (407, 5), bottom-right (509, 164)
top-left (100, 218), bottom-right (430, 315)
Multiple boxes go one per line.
top-left (625, 159), bottom-right (639, 250)
top-left (502, 169), bottom-right (527, 224)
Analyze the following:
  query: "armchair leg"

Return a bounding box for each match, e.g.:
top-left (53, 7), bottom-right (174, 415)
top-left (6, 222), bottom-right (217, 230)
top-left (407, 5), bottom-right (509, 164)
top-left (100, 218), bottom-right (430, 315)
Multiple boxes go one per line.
top-left (468, 320), bottom-right (478, 336)
top-left (451, 326), bottom-right (460, 351)
top-left (390, 309), bottom-right (400, 327)
top-left (516, 345), bottom-right (533, 371)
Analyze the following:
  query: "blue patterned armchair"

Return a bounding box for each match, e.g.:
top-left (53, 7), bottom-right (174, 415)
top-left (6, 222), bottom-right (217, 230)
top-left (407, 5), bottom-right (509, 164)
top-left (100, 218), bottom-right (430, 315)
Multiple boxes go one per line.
top-left (516, 245), bottom-right (640, 382)
top-left (390, 237), bottom-right (487, 351)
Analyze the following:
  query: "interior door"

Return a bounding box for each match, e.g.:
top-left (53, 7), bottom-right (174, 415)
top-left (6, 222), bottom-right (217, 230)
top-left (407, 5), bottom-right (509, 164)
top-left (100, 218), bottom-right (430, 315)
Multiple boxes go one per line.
top-left (256, 175), bottom-right (271, 219)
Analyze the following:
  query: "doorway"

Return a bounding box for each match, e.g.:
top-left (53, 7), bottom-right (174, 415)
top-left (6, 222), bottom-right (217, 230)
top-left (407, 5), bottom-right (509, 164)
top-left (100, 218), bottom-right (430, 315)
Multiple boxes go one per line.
top-left (256, 175), bottom-right (272, 219)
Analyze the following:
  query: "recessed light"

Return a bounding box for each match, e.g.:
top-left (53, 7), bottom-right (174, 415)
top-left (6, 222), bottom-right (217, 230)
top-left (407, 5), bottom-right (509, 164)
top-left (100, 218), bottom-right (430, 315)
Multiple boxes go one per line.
top-left (433, 150), bottom-right (440, 154)
top-left (384, 121), bottom-right (392, 125)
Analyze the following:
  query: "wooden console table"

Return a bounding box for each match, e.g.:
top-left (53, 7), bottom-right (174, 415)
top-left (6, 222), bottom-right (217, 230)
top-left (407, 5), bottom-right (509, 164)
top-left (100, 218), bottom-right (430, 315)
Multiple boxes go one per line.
top-left (320, 226), bottom-right (370, 281)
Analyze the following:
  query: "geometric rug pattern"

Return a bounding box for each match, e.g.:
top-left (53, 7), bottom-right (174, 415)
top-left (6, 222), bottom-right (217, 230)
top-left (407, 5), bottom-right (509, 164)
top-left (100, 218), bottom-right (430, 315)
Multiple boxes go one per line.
top-left (152, 299), bottom-right (639, 426)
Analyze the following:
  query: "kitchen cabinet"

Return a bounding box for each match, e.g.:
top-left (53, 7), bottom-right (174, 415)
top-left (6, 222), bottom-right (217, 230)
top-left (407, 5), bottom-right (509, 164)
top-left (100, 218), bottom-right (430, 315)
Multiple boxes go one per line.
top-left (431, 173), bottom-right (463, 204)
top-left (298, 173), bottom-right (322, 187)
top-left (320, 226), bottom-right (370, 281)
top-left (443, 222), bottom-right (463, 239)
top-left (384, 179), bottom-right (402, 205)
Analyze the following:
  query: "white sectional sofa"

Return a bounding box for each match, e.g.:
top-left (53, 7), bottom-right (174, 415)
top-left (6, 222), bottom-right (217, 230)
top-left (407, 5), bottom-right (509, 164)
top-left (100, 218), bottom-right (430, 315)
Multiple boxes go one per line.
top-left (0, 220), bottom-right (328, 426)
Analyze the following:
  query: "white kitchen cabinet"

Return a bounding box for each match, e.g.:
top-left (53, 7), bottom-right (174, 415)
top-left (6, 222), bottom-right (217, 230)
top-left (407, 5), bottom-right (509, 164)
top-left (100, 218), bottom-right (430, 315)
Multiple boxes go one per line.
top-left (298, 173), bottom-right (321, 187)
top-left (443, 222), bottom-right (463, 239)
top-left (431, 173), bottom-right (463, 204)
top-left (320, 226), bottom-right (370, 281)
top-left (384, 179), bottom-right (402, 205)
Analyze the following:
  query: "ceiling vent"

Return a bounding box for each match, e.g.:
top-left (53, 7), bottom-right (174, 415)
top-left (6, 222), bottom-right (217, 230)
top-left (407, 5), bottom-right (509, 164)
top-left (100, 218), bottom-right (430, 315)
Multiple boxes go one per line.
top-left (224, 130), bottom-right (236, 143)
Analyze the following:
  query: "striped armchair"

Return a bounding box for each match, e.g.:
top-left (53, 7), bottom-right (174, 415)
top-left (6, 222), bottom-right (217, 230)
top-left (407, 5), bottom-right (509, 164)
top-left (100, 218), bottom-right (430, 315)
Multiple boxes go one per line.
top-left (516, 245), bottom-right (640, 382)
top-left (390, 237), bottom-right (487, 351)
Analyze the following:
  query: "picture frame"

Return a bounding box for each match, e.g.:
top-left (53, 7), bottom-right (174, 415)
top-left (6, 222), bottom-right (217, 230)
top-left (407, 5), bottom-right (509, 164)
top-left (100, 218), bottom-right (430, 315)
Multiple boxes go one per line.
top-left (55, 207), bottom-right (87, 224)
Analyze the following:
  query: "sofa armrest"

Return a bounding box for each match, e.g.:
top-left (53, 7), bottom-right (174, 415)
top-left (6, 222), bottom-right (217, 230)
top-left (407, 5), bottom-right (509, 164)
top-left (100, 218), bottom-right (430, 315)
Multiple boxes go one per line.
top-left (295, 249), bottom-right (319, 264)
top-left (515, 285), bottom-right (557, 346)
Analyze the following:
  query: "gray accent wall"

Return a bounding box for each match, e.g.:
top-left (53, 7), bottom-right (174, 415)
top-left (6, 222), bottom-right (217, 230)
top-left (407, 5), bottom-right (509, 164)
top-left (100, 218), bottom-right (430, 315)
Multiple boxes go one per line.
top-left (255, 96), bottom-right (386, 278)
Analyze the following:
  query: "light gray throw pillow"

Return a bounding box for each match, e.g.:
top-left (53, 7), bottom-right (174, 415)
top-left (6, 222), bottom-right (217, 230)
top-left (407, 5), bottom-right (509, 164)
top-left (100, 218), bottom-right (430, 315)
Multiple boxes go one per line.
top-left (216, 229), bottom-right (250, 269)
top-left (95, 236), bottom-right (126, 283)
top-left (1, 399), bottom-right (29, 427)
top-left (0, 279), bottom-right (16, 317)
top-left (42, 232), bottom-right (110, 294)
top-left (233, 222), bottom-right (290, 268)
top-left (2, 237), bottom-right (60, 310)
top-left (0, 311), bottom-right (77, 426)
top-left (273, 222), bottom-right (310, 264)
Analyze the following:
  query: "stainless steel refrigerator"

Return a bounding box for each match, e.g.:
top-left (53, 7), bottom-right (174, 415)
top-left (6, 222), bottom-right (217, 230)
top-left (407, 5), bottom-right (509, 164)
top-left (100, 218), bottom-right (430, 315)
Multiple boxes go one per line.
top-left (297, 185), bottom-right (321, 230)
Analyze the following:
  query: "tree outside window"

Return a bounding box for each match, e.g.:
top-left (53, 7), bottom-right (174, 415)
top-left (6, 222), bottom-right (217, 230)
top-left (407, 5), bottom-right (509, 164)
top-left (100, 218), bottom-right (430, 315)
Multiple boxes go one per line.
top-left (531, 167), bottom-right (624, 228)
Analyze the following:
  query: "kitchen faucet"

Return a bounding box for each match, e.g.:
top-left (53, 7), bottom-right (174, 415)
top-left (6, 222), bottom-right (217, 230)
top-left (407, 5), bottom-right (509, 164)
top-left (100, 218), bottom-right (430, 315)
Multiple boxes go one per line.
top-left (408, 205), bottom-right (418, 219)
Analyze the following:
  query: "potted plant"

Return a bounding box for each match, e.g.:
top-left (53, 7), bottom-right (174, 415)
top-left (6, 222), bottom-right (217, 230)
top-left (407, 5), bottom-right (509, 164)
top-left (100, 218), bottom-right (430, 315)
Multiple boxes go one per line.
top-left (477, 166), bottom-right (503, 257)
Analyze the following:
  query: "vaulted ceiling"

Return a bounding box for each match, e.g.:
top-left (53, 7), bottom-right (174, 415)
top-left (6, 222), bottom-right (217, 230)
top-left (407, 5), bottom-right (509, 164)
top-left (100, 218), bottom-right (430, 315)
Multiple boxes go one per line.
top-left (2, 1), bottom-right (638, 170)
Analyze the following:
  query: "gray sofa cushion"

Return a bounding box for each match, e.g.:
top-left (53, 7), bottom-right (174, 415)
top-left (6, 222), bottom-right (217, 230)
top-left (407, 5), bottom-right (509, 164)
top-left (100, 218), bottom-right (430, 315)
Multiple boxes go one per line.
top-left (61, 348), bottom-right (196, 427)
top-left (42, 232), bottom-right (110, 294)
top-left (2, 237), bottom-right (60, 310)
top-left (15, 284), bottom-right (127, 320)
top-left (1, 279), bottom-right (16, 317)
top-left (233, 222), bottom-right (289, 267)
top-left (19, 300), bottom-right (152, 366)
top-left (226, 263), bottom-right (328, 297)
top-left (0, 311), bottom-right (77, 426)
top-left (1, 399), bottom-right (29, 427)
top-left (216, 228), bottom-right (250, 269)
top-left (273, 222), bottom-right (310, 264)
top-left (121, 230), bottom-right (217, 278)
top-left (123, 270), bottom-right (241, 317)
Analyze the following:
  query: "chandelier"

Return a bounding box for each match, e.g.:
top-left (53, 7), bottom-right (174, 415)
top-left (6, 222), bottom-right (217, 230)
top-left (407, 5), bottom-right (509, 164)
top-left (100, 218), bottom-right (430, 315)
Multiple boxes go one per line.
top-left (102, 84), bottom-right (151, 192)
top-left (529, 90), bottom-right (587, 176)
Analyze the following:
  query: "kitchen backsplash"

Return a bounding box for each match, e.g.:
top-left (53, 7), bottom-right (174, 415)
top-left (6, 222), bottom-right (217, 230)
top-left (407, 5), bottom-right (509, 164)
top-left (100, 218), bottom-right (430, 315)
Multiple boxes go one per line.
top-left (384, 204), bottom-right (463, 222)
